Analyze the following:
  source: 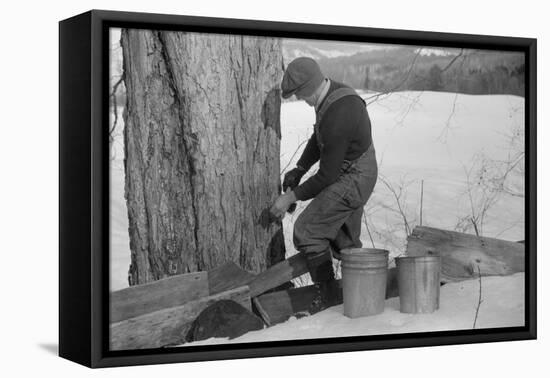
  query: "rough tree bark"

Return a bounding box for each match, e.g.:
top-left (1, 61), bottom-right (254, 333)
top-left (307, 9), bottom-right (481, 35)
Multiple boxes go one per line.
top-left (121, 29), bottom-right (285, 286)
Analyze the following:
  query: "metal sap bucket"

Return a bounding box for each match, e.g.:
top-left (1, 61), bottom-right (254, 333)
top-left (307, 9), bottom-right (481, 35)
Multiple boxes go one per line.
top-left (396, 255), bottom-right (441, 313)
top-left (341, 248), bottom-right (389, 318)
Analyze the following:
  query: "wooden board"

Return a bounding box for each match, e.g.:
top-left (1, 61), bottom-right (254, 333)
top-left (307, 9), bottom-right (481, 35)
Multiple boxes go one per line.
top-left (208, 261), bottom-right (256, 295)
top-left (110, 286), bottom-right (251, 351)
top-left (406, 226), bottom-right (525, 282)
top-left (248, 253), bottom-right (309, 297)
top-left (253, 267), bottom-right (399, 326)
top-left (110, 271), bottom-right (208, 323)
top-left (208, 254), bottom-right (308, 298)
top-left (253, 284), bottom-right (323, 326)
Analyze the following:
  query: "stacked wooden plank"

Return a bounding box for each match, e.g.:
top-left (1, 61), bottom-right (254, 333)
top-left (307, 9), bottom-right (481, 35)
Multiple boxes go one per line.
top-left (406, 226), bottom-right (524, 282)
top-left (110, 286), bottom-right (251, 350)
top-left (110, 226), bottom-right (525, 349)
top-left (251, 226), bottom-right (524, 326)
top-left (110, 272), bottom-right (209, 323)
top-left (110, 254), bottom-right (310, 350)
top-left (110, 261), bottom-right (257, 350)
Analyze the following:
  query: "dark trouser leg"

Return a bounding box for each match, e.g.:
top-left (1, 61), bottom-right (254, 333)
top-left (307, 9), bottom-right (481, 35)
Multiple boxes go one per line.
top-left (294, 146), bottom-right (377, 279)
top-left (293, 180), bottom-right (359, 283)
top-left (294, 179), bottom-right (371, 287)
top-left (330, 206), bottom-right (364, 260)
top-left (294, 179), bottom-right (374, 259)
top-left (293, 145), bottom-right (377, 313)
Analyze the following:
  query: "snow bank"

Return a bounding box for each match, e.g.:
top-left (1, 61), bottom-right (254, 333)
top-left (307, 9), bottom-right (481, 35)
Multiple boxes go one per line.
top-left (184, 273), bottom-right (525, 346)
top-left (110, 91), bottom-right (525, 291)
top-left (109, 91), bottom-right (525, 343)
top-left (281, 91), bottom-right (525, 273)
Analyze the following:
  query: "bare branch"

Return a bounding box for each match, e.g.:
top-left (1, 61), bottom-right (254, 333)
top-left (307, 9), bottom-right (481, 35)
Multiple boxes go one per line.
top-left (394, 91), bottom-right (425, 128)
top-left (440, 48), bottom-right (464, 73)
top-left (364, 49), bottom-right (423, 106)
top-left (362, 212), bottom-right (377, 248)
top-left (437, 92), bottom-right (460, 143)
top-left (436, 51), bottom-right (471, 143)
top-left (419, 179), bottom-right (424, 226)
top-left (379, 175), bottom-right (412, 236)
top-left (457, 153), bottom-right (505, 236)
top-left (280, 138), bottom-right (309, 175)
top-left (110, 74), bottom-right (125, 141)
top-left (471, 218), bottom-right (480, 237)
top-left (473, 265), bottom-right (483, 329)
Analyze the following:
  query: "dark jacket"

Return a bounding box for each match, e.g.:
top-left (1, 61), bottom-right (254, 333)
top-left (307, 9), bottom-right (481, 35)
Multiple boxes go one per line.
top-left (294, 80), bottom-right (373, 201)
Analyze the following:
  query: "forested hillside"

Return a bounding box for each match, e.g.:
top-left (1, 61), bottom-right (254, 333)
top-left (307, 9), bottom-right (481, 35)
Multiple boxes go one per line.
top-left (313, 46), bottom-right (525, 96)
top-left (111, 36), bottom-right (526, 109)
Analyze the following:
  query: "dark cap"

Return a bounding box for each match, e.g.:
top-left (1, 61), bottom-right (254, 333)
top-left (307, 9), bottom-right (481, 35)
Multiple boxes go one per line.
top-left (281, 57), bottom-right (325, 99)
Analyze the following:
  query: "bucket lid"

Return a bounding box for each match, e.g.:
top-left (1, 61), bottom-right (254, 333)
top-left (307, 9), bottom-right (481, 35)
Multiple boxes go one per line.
top-left (341, 248), bottom-right (389, 256)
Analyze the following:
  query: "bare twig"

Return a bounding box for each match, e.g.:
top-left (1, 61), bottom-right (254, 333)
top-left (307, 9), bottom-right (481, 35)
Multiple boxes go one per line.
top-left (436, 51), bottom-right (472, 143)
top-left (456, 156), bottom-right (501, 236)
top-left (437, 92), bottom-right (460, 143)
top-left (471, 218), bottom-right (480, 237)
top-left (110, 74), bottom-right (125, 141)
top-left (280, 138), bottom-right (309, 175)
top-left (366, 48), bottom-right (468, 108)
top-left (473, 265), bottom-right (483, 329)
top-left (420, 179), bottom-right (424, 226)
top-left (379, 175), bottom-right (412, 236)
top-left (398, 49), bottom-right (468, 94)
top-left (488, 134), bottom-right (525, 199)
top-left (440, 49), bottom-right (465, 73)
top-left (364, 49), bottom-right (423, 105)
top-left (362, 212), bottom-right (376, 248)
top-left (393, 91), bottom-right (425, 128)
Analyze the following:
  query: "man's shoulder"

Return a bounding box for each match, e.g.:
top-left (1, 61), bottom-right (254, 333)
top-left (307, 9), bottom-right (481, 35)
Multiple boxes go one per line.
top-left (326, 80), bottom-right (363, 101)
top-left (325, 94), bottom-right (365, 116)
top-left (328, 80), bottom-right (350, 91)
top-left (319, 81), bottom-right (361, 112)
top-left (324, 85), bottom-right (364, 111)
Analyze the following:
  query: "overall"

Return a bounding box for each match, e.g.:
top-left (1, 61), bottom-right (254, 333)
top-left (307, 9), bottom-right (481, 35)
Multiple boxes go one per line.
top-left (293, 88), bottom-right (378, 260)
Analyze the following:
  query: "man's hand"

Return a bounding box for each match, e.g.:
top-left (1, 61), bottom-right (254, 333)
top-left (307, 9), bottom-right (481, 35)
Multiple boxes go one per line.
top-left (282, 167), bottom-right (306, 192)
top-left (270, 190), bottom-right (297, 219)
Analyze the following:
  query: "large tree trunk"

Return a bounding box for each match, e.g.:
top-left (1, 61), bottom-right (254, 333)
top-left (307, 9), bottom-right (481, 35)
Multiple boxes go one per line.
top-left (121, 29), bottom-right (285, 286)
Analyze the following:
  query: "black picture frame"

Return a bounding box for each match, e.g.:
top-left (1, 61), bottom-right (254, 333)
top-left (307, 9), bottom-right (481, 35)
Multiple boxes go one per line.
top-left (59, 9), bottom-right (537, 368)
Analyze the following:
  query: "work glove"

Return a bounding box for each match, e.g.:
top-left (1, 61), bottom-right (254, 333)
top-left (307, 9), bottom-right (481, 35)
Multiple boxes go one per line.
top-left (283, 167), bottom-right (306, 214)
top-left (283, 166), bottom-right (306, 192)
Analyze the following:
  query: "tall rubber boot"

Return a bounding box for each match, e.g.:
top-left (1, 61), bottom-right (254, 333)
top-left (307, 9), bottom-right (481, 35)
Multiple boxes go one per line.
top-left (305, 250), bottom-right (341, 314)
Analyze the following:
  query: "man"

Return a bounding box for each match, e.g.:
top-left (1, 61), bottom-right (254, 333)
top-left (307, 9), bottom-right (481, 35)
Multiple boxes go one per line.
top-left (270, 57), bottom-right (378, 313)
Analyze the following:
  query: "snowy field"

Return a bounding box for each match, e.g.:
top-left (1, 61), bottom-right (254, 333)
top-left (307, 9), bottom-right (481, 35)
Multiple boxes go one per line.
top-left (184, 273), bottom-right (524, 345)
top-left (109, 91), bottom-right (525, 339)
top-left (279, 91), bottom-right (525, 281)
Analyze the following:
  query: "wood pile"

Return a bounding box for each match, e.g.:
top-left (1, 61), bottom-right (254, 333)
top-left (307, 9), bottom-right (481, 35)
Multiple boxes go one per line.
top-left (110, 226), bottom-right (524, 350)
top-left (407, 226), bottom-right (524, 282)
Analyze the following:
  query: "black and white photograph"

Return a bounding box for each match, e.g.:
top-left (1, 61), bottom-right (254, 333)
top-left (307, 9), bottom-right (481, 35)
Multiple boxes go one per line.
top-left (107, 25), bottom-right (528, 351)
top-left (4, 0), bottom-right (549, 373)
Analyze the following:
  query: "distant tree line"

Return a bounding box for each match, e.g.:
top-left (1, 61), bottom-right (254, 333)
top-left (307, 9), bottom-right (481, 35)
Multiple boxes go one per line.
top-left (317, 47), bottom-right (525, 97)
top-left (112, 45), bottom-right (526, 113)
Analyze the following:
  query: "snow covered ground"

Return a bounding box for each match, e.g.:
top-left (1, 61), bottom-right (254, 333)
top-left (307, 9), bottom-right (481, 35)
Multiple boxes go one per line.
top-left (184, 273), bottom-right (525, 345)
top-left (281, 91), bottom-right (524, 284)
top-left (109, 90), bottom-right (525, 338)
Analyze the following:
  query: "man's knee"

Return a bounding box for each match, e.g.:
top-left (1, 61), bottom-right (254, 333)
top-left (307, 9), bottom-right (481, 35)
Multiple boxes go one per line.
top-left (293, 210), bottom-right (329, 253)
top-left (292, 212), bottom-right (308, 250)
